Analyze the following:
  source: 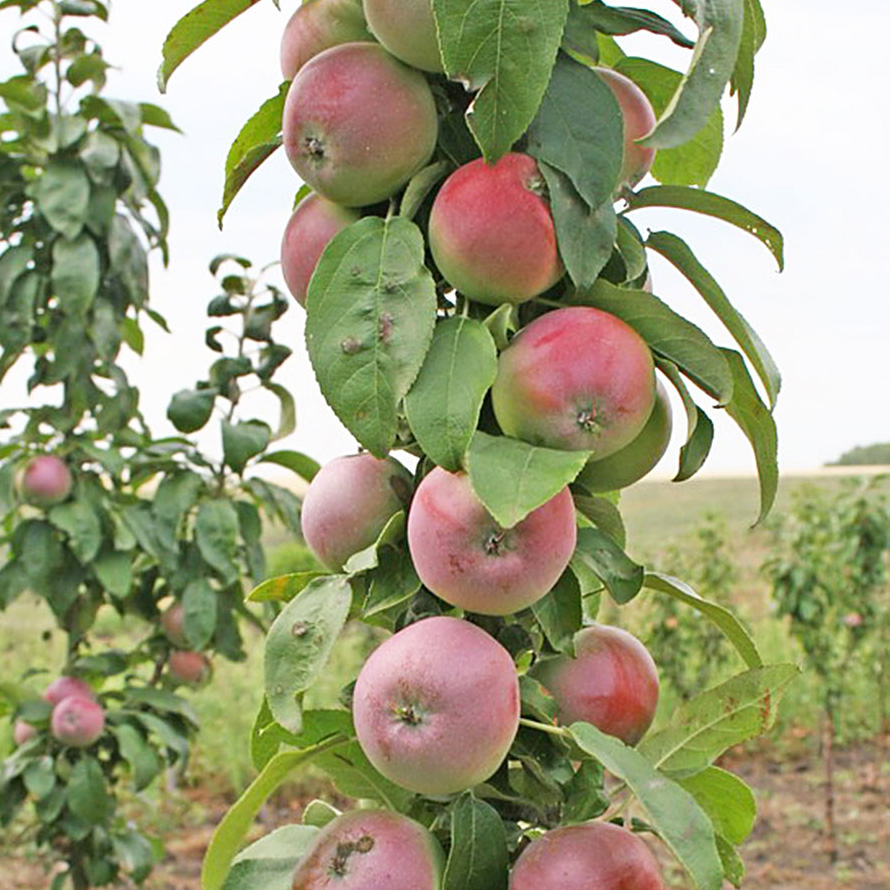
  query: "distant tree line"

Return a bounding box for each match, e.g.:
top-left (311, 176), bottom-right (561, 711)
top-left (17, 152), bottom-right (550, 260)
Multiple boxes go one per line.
top-left (828, 443), bottom-right (890, 466)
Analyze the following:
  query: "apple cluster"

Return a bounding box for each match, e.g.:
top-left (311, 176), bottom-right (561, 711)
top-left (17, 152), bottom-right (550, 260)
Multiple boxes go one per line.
top-left (274, 0), bottom-right (671, 884)
top-left (161, 602), bottom-right (211, 686)
top-left (14, 675), bottom-right (105, 750)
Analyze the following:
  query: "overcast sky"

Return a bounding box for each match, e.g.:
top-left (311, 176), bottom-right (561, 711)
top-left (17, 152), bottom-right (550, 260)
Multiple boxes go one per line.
top-left (2, 0), bottom-right (888, 478)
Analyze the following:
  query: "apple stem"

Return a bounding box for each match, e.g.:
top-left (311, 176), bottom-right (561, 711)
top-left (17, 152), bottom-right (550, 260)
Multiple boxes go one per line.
top-left (518, 717), bottom-right (570, 739)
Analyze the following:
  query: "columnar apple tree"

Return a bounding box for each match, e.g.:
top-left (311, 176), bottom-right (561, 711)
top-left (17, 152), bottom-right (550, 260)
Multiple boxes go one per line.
top-left (159, 0), bottom-right (799, 888)
top-left (0, 2), bottom-right (307, 886)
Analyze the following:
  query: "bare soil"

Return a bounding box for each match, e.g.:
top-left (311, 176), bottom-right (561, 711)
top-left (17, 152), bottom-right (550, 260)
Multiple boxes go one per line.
top-left (2, 738), bottom-right (888, 890)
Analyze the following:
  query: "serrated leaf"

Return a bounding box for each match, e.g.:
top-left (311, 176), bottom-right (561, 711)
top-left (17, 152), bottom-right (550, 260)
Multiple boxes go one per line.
top-left (679, 767), bottom-right (756, 845)
top-left (202, 737), bottom-right (350, 890)
top-left (642, 0), bottom-right (744, 150)
top-left (570, 279), bottom-right (733, 404)
top-left (433, 0), bottom-right (569, 160)
top-left (305, 216), bottom-right (436, 457)
top-left (647, 230), bottom-right (780, 408)
top-left (572, 526), bottom-right (643, 604)
top-left (638, 663), bottom-right (800, 776)
top-left (443, 793), bottom-right (508, 890)
top-left (571, 492), bottom-right (627, 548)
top-left (615, 57), bottom-right (723, 188)
top-left (465, 431), bottom-right (588, 528)
top-left (264, 576), bottom-right (352, 733)
top-left (626, 184), bottom-right (783, 270)
top-left (721, 349), bottom-right (778, 524)
top-left (158, 0), bottom-right (263, 92)
top-left (405, 316), bottom-right (497, 472)
top-left (570, 721), bottom-right (724, 890)
top-left (730, 0), bottom-right (765, 129)
top-left (218, 83), bottom-right (287, 225)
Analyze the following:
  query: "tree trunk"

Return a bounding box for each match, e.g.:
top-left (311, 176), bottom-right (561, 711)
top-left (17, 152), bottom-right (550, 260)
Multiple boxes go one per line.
top-left (823, 703), bottom-right (838, 864)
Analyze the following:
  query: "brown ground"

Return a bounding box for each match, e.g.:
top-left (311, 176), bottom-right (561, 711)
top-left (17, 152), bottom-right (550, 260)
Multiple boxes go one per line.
top-left (2, 738), bottom-right (888, 890)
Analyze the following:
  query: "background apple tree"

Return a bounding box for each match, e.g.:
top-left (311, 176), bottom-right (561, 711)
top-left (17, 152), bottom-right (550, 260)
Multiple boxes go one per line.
top-left (0, 2), bottom-right (311, 887)
top-left (155, 0), bottom-right (800, 888)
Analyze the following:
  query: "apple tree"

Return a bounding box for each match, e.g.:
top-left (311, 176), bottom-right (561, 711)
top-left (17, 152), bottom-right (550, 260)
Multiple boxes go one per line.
top-left (157, 0), bottom-right (799, 888)
top-left (0, 2), bottom-right (310, 886)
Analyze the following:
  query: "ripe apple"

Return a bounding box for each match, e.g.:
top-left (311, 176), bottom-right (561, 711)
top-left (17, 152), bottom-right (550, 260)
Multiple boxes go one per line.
top-left (13, 719), bottom-right (37, 746)
top-left (168, 651), bottom-right (211, 686)
top-left (291, 809), bottom-right (444, 889)
top-left (428, 153), bottom-right (564, 306)
top-left (575, 381), bottom-right (672, 492)
top-left (491, 306), bottom-right (656, 457)
top-left (362, 0), bottom-right (442, 73)
top-left (44, 675), bottom-right (95, 706)
top-left (534, 624), bottom-right (659, 746)
top-left (353, 615), bottom-right (520, 795)
top-left (300, 452), bottom-right (413, 571)
top-left (160, 602), bottom-right (188, 649)
top-left (280, 194), bottom-right (360, 307)
top-left (595, 67), bottom-right (657, 190)
top-left (282, 42), bottom-right (438, 207)
top-left (19, 455), bottom-right (73, 508)
top-left (510, 820), bottom-right (664, 890)
top-left (50, 696), bottom-right (105, 748)
top-left (280, 0), bottom-right (374, 80)
top-left (406, 468), bottom-right (576, 615)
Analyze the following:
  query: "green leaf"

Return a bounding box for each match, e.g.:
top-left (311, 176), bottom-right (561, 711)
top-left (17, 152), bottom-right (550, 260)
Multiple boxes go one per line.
top-left (399, 160), bottom-right (453, 221)
top-left (222, 419), bottom-right (271, 474)
top-left (625, 184), bottom-right (783, 270)
top-left (195, 498), bottom-right (240, 585)
top-left (570, 279), bottom-right (733, 404)
top-left (313, 737), bottom-right (414, 809)
top-left (570, 721), bottom-right (724, 890)
top-left (248, 572), bottom-right (325, 605)
top-left (642, 0), bottom-right (743, 151)
top-left (716, 834), bottom-right (746, 888)
top-left (657, 359), bottom-right (714, 481)
top-left (647, 230), bottom-right (780, 408)
top-left (50, 234), bottom-right (100, 316)
top-left (405, 316), bottom-right (497, 472)
top-left (264, 576), bottom-right (352, 733)
top-left (31, 160), bottom-right (90, 238)
top-left (531, 569), bottom-right (582, 653)
top-left (638, 663), bottom-right (800, 776)
top-left (443, 793), bottom-right (508, 890)
top-left (433, 0), bottom-right (569, 160)
top-left (23, 757), bottom-right (56, 799)
top-left (465, 431), bottom-right (589, 528)
top-left (615, 57), bottom-right (723, 188)
top-left (730, 0), bottom-right (766, 129)
top-left (572, 526), bottom-right (643, 605)
top-left (92, 549), bottom-right (133, 597)
top-left (158, 0), bottom-right (264, 92)
top-left (108, 215), bottom-right (150, 306)
top-left (305, 216), bottom-right (436, 457)
top-left (562, 760), bottom-right (609, 823)
top-left (527, 53), bottom-right (624, 208)
top-left (152, 470), bottom-right (204, 553)
top-left (67, 757), bottom-right (109, 827)
top-left (183, 578), bottom-right (218, 649)
top-left (258, 450), bottom-right (319, 483)
top-left (567, 1), bottom-right (694, 48)
top-left (571, 492), bottom-right (627, 548)
top-left (112, 723), bottom-right (162, 791)
top-left (202, 737), bottom-right (350, 890)
top-left (47, 500), bottom-right (102, 563)
top-left (360, 545), bottom-right (422, 620)
top-left (218, 83), bottom-right (287, 225)
top-left (538, 162), bottom-right (617, 289)
top-left (644, 571), bottom-right (761, 668)
top-left (263, 382), bottom-right (296, 442)
top-left (721, 349), bottom-right (778, 524)
top-left (679, 767), bottom-right (756, 845)
top-left (222, 824), bottom-right (320, 890)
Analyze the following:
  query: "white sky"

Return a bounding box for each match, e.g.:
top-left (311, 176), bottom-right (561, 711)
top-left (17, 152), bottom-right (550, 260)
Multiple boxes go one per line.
top-left (2, 0), bottom-right (888, 477)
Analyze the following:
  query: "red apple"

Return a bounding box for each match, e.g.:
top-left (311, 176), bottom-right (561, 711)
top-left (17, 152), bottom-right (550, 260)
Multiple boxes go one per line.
top-left (168, 650), bottom-right (210, 686)
top-left (353, 615), bottom-right (520, 795)
top-left (13, 720), bottom-right (37, 746)
top-left (535, 624), bottom-right (659, 746)
top-left (300, 452), bottom-right (413, 571)
top-left (406, 468), bottom-right (577, 615)
top-left (595, 67), bottom-right (657, 190)
top-left (575, 380), bottom-right (672, 492)
top-left (50, 696), bottom-right (105, 748)
top-left (428, 153), bottom-right (564, 306)
top-left (291, 809), bottom-right (443, 889)
top-left (282, 42), bottom-right (438, 207)
top-left (19, 455), bottom-right (73, 508)
top-left (160, 602), bottom-right (188, 649)
top-left (510, 821), bottom-right (664, 890)
top-left (281, 194), bottom-right (360, 307)
top-left (280, 0), bottom-right (374, 80)
top-left (44, 675), bottom-right (95, 706)
top-left (362, 0), bottom-right (442, 73)
top-left (491, 306), bottom-right (656, 457)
